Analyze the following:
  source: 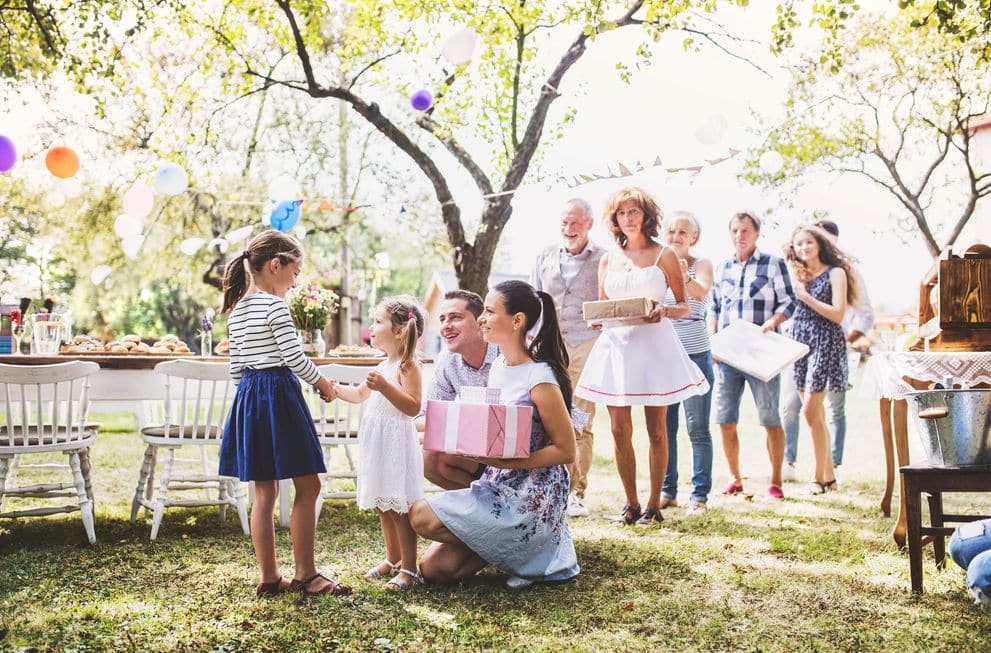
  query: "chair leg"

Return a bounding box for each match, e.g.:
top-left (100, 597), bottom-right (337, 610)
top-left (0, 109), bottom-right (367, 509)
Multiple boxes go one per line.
top-left (150, 448), bottom-right (176, 541)
top-left (0, 455), bottom-right (19, 512)
top-left (80, 448), bottom-right (95, 510)
top-left (69, 451), bottom-right (96, 544)
top-left (144, 446), bottom-right (158, 518)
top-left (0, 456), bottom-right (10, 514)
top-left (218, 476), bottom-right (228, 522)
top-left (131, 444), bottom-right (155, 523)
top-left (232, 480), bottom-right (250, 535)
top-left (928, 491), bottom-right (946, 569)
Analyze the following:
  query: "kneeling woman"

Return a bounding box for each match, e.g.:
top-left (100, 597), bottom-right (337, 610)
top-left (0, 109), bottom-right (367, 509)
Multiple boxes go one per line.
top-left (409, 280), bottom-right (579, 588)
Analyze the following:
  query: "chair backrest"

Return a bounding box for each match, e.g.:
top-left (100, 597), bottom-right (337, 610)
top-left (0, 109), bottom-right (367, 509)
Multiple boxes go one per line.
top-left (151, 360), bottom-right (234, 441)
top-left (306, 364), bottom-right (368, 440)
top-left (0, 361), bottom-right (100, 446)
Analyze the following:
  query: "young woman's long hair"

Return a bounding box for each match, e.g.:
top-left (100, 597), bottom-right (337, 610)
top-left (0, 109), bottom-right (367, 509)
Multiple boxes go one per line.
top-left (785, 225), bottom-right (859, 305)
top-left (221, 230), bottom-right (305, 314)
top-left (377, 296), bottom-right (425, 373)
top-left (492, 280), bottom-right (572, 410)
top-left (603, 187), bottom-right (662, 249)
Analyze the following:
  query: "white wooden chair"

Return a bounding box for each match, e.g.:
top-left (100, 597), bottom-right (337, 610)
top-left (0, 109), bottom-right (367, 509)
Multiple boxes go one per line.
top-left (304, 364), bottom-right (366, 518)
top-left (131, 359), bottom-right (248, 540)
top-left (0, 361), bottom-right (100, 544)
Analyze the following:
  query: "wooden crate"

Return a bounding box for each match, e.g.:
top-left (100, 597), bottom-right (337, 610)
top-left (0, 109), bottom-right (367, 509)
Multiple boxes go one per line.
top-left (915, 247), bottom-right (991, 351)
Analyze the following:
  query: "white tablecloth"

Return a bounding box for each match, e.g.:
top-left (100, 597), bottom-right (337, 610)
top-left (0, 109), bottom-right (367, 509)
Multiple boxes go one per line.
top-left (859, 351), bottom-right (991, 399)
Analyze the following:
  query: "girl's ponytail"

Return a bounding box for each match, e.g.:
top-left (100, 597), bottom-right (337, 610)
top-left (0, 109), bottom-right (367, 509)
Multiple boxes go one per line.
top-left (379, 296), bottom-right (424, 373)
top-left (222, 253), bottom-right (250, 314)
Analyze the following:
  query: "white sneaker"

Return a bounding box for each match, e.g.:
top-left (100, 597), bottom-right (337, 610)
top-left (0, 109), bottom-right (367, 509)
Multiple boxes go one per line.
top-left (658, 495), bottom-right (679, 509)
top-left (567, 494), bottom-right (590, 518)
top-left (506, 576), bottom-right (534, 589)
top-left (687, 500), bottom-right (708, 516)
top-left (783, 463), bottom-right (798, 482)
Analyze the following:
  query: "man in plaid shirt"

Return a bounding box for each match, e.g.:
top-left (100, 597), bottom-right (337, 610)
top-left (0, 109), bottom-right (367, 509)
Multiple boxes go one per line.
top-left (710, 212), bottom-right (796, 499)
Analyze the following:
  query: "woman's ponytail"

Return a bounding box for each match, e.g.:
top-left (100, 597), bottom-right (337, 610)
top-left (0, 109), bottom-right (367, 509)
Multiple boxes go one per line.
top-left (528, 290), bottom-right (573, 410)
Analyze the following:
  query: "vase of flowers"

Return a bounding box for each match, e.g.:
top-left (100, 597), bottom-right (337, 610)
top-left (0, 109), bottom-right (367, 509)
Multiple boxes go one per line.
top-left (198, 309), bottom-right (215, 356)
top-left (288, 283), bottom-right (339, 357)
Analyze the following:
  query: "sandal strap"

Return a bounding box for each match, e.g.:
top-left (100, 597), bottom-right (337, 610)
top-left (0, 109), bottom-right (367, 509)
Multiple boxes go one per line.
top-left (302, 572), bottom-right (352, 595)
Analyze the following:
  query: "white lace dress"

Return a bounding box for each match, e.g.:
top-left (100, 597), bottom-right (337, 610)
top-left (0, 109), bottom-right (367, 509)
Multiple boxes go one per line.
top-left (356, 360), bottom-right (424, 513)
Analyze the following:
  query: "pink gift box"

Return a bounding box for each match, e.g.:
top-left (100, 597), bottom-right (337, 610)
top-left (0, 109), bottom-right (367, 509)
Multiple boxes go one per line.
top-left (423, 399), bottom-right (532, 458)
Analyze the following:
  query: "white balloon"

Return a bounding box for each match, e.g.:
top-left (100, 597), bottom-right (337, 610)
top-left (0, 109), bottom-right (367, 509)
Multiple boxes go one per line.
top-left (208, 237), bottom-right (230, 253)
top-left (121, 235), bottom-right (144, 260)
top-left (113, 214), bottom-right (144, 239)
top-left (90, 265), bottom-right (112, 285)
top-left (179, 237), bottom-right (205, 255)
top-left (442, 29), bottom-right (477, 65)
top-left (122, 184), bottom-right (155, 219)
top-left (46, 190), bottom-right (66, 208)
top-left (759, 150), bottom-right (785, 175)
top-left (293, 225), bottom-right (307, 240)
top-left (694, 113), bottom-right (728, 145)
top-left (267, 175), bottom-right (301, 202)
top-left (225, 225), bottom-right (254, 243)
top-left (61, 178), bottom-right (84, 198)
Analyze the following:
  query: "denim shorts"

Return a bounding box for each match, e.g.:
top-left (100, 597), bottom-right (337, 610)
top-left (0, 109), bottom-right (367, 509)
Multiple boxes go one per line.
top-left (714, 363), bottom-right (782, 427)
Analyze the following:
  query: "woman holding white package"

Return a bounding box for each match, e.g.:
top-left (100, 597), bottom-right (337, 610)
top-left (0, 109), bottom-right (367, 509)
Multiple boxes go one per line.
top-left (409, 280), bottom-right (579, 589)
top-left (575, 187), bottom-right (709, 527)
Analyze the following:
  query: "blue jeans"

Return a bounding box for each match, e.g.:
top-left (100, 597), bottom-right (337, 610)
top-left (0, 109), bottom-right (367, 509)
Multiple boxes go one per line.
top-left (949, 519), bottom-right (991, 608)
top-left (781, 362), bottom-right (848, 466)
top-left (662, 351), bottom-right (714, 503)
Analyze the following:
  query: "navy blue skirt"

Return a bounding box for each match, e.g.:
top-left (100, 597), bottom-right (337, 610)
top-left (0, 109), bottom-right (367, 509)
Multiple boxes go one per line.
top-left (219, 367), bottom-right (327, 482)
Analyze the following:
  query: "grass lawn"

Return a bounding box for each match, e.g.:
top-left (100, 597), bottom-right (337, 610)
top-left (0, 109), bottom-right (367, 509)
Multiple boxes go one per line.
top-left (2, 389), bottom-right (990, 652)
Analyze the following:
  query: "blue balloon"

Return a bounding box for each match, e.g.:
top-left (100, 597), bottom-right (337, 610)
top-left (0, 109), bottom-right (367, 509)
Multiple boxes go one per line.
top-left (270, 199), bottom-right (303, 232)
top-left (154, 163), bottom-right (188, 196)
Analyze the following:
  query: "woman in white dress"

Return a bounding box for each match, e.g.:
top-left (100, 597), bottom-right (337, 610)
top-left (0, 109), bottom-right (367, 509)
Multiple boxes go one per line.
top-left (575, 187), bottom-right (709, 526)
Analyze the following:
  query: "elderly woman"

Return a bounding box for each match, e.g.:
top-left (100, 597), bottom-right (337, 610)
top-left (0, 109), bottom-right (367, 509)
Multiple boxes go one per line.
top-left (409, 280), bottom-right (579, 589)
top-left (575, 188), bottom-right (709, 527)
top-left (659, 212), bottom-right (715, 515)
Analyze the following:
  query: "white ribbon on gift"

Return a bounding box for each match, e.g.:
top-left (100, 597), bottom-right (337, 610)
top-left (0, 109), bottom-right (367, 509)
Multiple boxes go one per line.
top-left (443, 402), bottom-right (518, 457)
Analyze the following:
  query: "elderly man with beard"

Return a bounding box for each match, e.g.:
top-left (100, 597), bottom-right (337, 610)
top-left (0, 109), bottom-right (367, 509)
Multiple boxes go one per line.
top-left (531, 198), bottom-right (605, 517)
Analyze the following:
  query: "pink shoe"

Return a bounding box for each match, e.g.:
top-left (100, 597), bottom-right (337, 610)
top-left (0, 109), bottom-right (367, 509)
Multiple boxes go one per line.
top-left (721, 482), bottom-right (744, 495)
top-left (767, 484), bottom-right (785, 499)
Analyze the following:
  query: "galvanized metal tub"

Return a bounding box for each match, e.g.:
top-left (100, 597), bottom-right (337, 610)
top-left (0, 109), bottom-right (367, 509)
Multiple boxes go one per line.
top-left (907, 389), bottom-right (991, 466)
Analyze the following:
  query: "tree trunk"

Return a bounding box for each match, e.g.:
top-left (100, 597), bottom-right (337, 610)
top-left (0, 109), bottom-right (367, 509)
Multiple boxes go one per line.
top-left (453, 202), bottom-right (513, 296)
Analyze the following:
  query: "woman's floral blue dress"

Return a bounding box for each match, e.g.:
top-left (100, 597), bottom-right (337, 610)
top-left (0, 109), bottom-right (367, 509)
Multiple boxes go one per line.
top-left (792, 268), bottom-right (849, 393)
top-left (426, 357), bottom-right (580, 582)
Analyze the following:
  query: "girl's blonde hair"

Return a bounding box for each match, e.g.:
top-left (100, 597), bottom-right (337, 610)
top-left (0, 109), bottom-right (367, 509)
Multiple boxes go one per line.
top-left (377, 296), bottom-right (424, 372)
top-left (222, 230), bottom-right (304, 313)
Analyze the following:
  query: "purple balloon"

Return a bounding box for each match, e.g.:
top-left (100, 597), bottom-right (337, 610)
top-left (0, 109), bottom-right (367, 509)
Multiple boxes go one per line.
top-left (0, 135), bottom-right (16, 173)
top-left (410, 89), bottom-right (433, 112)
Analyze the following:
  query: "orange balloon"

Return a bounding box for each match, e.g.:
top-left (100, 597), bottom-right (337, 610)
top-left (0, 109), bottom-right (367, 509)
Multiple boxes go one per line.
top-left (45, 146), bottom-right (80, 179)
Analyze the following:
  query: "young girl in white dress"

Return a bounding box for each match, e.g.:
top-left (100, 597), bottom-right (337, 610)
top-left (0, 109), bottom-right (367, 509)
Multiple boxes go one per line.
top-left (332, 296), bottom-right (425, 590)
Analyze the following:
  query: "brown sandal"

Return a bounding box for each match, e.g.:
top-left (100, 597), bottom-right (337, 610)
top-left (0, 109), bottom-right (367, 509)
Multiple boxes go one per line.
top-left (255, 577), bottom-right (290, 597)
top-left (289, 572), bottom-right (352, 596)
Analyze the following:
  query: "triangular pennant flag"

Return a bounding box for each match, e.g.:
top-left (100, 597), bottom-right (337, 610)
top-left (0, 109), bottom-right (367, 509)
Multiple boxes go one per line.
top-left (687, 166), bottom-right (703, 175)
top-left (665, 167), bottom-right (680, 173)
top-left (317, 198), bottom-right (333, 211)
top-left (706, 157), bottom-right (726, 165)
top-left (728, 148), bottom-right (742, 157)
top-left (580, 174), bottom-right (594, 183)
top-left (635, 160), bottom-right (644, 171)
top-left (653, 156), bottom-right (663, 166)
top-left (618, 163), bottom-right (632, 176)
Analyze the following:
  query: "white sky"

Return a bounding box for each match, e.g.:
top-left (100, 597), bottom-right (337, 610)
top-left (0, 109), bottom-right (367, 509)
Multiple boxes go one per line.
top-left (2, 3), bottom-right (989, 314)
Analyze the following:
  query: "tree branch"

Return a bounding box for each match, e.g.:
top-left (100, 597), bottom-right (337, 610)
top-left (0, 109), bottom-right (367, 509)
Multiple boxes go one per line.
top-left (415, 115), bottom-right (494, 196)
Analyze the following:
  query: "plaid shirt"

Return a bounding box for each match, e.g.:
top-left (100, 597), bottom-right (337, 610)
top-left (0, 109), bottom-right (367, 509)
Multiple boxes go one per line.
top-left (711, 248), bottom-right (796, 330)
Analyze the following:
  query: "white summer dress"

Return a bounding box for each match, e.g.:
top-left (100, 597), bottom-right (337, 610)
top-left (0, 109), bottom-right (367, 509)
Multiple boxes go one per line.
top-left (575, 250), bottom-right (710, 406)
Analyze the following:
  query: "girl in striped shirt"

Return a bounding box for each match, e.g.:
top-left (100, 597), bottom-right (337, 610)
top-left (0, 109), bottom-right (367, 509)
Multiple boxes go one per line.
top-left (218, 230), bottom-right (350, 597)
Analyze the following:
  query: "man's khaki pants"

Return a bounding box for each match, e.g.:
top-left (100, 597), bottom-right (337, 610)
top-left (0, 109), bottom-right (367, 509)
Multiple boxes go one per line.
top-left (567, 338), bottom-right (596, 498)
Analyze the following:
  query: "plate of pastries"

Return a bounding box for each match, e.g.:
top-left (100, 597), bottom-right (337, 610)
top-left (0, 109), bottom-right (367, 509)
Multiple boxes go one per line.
top-left (61, 334), bottom-right (193, 355)
top-left (326, 344), bottom-right (384, 358)
top-left (215, 338), bottom-right (231, 355)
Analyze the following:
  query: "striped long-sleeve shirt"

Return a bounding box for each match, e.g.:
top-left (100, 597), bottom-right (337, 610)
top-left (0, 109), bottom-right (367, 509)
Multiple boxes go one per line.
top-left (227, 292), bottom-right (321, 386)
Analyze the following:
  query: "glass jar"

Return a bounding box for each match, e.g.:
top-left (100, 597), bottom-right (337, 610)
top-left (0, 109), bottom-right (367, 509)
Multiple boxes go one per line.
top-left (300, 329), bottom-right (326, 357)
top-left (199, 331), bottom-right (213, 356)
